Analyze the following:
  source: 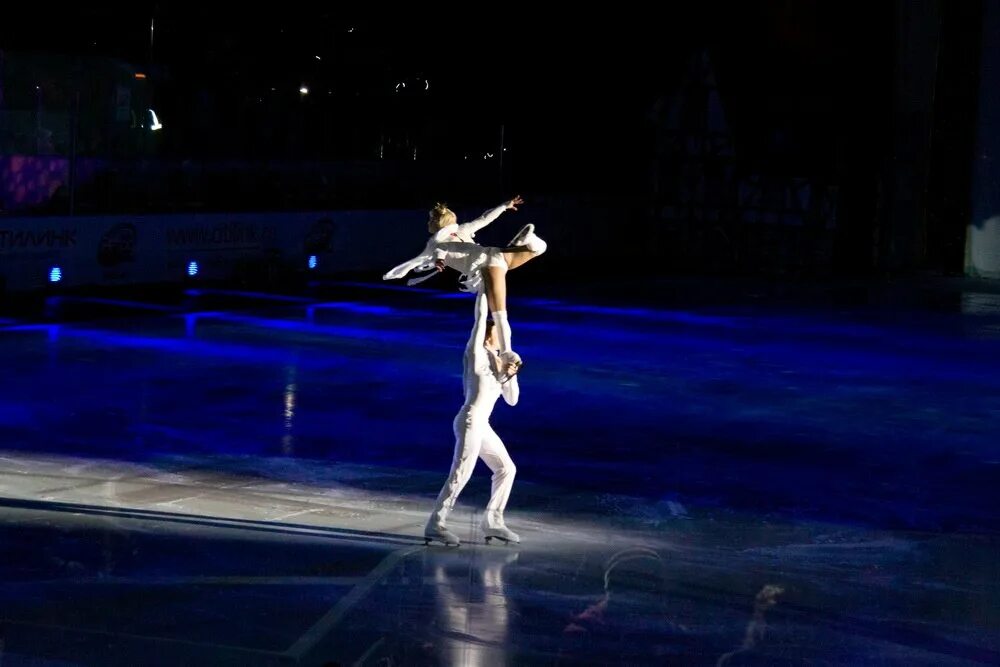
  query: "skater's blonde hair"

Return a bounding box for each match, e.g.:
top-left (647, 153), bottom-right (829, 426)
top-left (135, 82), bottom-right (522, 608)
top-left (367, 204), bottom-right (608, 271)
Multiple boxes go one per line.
top-left (428, 202), bottom-right (457, 231)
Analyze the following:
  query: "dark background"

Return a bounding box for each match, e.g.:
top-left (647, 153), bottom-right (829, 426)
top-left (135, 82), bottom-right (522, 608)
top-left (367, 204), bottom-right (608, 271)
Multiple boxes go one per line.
top-left (0, 1), bottom-right (987, 276)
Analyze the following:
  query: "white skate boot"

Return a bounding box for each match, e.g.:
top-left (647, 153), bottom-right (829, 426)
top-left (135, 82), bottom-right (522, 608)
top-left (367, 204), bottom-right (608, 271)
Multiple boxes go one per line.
top-left (509, 224), bottom-right (547, 256)
top-left (424, 523), bottom-right (461, 547)
top-left (508, 223), bottom-right (535, 247)
top-left (523, 230), bottom-right (547, 255)
top-left (482, 523), bottom-right (520, 544)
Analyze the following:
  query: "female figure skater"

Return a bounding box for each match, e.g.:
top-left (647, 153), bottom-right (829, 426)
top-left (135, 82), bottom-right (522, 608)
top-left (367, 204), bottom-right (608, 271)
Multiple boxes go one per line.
top-left (383, 196), bottom-right (546, 379)
top-left (425, 290), bottom-right (522, 546)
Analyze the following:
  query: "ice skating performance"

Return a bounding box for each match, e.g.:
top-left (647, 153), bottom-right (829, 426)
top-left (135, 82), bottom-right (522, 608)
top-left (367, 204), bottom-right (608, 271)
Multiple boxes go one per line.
top-left (383, 196), bottom-right (547, 382)
top-left (384, 197), bottom-right (548, 546)
top-left (423, 291), bottom-right (523, 547)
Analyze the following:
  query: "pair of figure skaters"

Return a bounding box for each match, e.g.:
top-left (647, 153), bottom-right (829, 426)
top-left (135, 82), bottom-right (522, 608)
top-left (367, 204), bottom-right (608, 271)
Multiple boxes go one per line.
top-left (384, 196), bottom-right (547, 546)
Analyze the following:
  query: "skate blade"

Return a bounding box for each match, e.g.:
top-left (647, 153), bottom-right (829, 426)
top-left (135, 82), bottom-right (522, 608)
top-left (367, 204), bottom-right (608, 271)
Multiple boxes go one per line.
top-left (424, 536), bottom-right (460, 547)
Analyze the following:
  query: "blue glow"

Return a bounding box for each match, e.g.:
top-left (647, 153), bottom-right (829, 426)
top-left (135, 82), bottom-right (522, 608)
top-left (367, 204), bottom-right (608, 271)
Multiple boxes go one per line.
top-left (187, 261), bottom-right (199, 277)
top-left (3, 283), bottom-right (1000, 537)
top-left (310, 302), bottom-right (400, 315)
top-left (308, 255), bottom-right (318, 270)
top-left (185, 288), bottom-right (313, 303)
top-left (327, 280), bottom-right (441, 294)
top-left (49, 267), bottom-right (62, 283)
top-left (203, 312), bottom-right (453, 348)
top-left (431, 292), bottom-right (475, 300)
top-left (60, 297), bottom-right (180, 313)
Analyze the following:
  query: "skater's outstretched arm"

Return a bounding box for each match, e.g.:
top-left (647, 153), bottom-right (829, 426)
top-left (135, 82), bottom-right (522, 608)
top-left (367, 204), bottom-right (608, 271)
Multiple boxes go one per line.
top-left (456, 196), bottom-right (524, 237)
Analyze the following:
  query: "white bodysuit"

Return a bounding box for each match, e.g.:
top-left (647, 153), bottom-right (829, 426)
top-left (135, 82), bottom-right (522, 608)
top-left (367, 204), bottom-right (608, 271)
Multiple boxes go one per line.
top-left (427, 291), bottom-right (519, 532)
top-left (383, 204), bottom-right (510, 292)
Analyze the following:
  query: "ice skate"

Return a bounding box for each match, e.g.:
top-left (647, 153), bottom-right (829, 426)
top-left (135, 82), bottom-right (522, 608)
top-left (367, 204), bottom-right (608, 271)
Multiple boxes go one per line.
top-left (482, 524), bottom-right (520, 544)
top-left (424, 523), bottom-right (461, 547)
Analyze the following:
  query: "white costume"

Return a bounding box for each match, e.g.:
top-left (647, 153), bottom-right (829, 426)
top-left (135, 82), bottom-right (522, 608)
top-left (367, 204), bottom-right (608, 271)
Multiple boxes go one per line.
top-left (425, 291), bottom-right (521, 546)
top-left (383, 203), bottom-right (547, 371)
top-left (383, 204), bottom-right (511, 293)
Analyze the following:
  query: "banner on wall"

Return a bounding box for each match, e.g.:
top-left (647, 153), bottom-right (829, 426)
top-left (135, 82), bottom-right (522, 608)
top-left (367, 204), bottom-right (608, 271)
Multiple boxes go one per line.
top-left (0, 210), bottom-right (423, 292)
top-left (1, 203), bottom-right (605, 292)
top-left (0, 226), bottom-right (78, 253)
